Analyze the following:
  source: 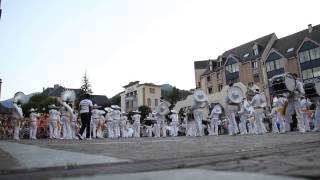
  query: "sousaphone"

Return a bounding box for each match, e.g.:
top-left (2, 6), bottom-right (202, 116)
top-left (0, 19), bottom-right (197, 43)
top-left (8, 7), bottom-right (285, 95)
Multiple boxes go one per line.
top-left (193, 89), bottom-right (208, 108)
top-left (156, 102), bottom-right (170, 116)
top-left (13, 92), bottom-right (28, 104)
top-left (227, 86), bottom-right (243, 104)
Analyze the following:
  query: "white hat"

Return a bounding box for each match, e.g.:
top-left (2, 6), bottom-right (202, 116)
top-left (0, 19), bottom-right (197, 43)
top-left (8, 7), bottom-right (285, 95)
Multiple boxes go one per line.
top-left (132, 110), bottom-right (141, 114)
top-left (48, 104), bottom-right (58, 109)
top-left (111, 105), bottom-right (121, 110)
top-left (92, 104), bottom-right (101, 109)
top-left (104, 107), bottom-right (113, 113)
top-left (170, 110), bottom-right (177, 114)
top-left (121, 111), bottom-right (127, 115)
top-left (29, 108), bottom-right (36, 112)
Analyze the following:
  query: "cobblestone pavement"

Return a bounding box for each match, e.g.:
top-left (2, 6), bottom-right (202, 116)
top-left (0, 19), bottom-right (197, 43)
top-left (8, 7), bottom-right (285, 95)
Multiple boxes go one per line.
top-left (0, 132), bottom-right (319, 180)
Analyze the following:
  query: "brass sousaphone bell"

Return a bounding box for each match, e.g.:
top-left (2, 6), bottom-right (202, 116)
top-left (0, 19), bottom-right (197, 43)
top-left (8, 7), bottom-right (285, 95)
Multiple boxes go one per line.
top-left (193, 89), bottom-right (208, 108)
top-left (227, 86), bottom-right (244, 104)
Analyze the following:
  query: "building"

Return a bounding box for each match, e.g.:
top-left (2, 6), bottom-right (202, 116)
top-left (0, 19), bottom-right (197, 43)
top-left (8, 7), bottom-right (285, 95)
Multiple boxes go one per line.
top-left (120, 81), bottom-right (161, 112)
top-left (194, 24), bottom-right (320, 110)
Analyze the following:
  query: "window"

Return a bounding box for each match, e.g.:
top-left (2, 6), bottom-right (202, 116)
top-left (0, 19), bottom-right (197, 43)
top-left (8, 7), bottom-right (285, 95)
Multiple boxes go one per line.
top-left (266, 59), bottom-right (284, 72)
top-left (155, 99), bottom-right (158, 106)
top-left (225, 63), bottom-right (239, 74)
top-left (253, 44), bottom-right (259, 56)
top-left (252, 61), bottom-right (258, 69)
top-left (208, 87), bottom-right (213, 94)
top-left (207, 76), bottom-right (211, 82)
top-left (253, 75), bottom-right (259, 82)
top-left (315, 47), bottom-right (320, 59)
top-left (218, 84), bottom-right (223, 92)
top-left (149, 88), bottom-right (155, 94)
top-left (147, 98), bottom-right (151, 106)
top-left (299, 50), bottom-right (311, 63)
top-left (302, 67), bottom-right (320, 80)
top-left (314, 67), bottom-right (320, 77)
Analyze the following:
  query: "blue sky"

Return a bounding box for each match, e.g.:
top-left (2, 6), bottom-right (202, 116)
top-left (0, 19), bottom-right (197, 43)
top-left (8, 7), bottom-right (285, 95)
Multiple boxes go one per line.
top-left (1, 0), bottom-right (320, 100)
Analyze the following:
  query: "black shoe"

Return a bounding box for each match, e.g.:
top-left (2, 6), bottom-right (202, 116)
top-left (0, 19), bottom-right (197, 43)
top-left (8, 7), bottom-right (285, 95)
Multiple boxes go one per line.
top-left (77, 134), bottom-right (83, 140)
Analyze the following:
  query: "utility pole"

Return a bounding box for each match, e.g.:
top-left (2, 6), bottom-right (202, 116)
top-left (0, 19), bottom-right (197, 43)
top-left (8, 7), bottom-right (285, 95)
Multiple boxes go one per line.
top-left (0, 0), bottom-right (2, 20)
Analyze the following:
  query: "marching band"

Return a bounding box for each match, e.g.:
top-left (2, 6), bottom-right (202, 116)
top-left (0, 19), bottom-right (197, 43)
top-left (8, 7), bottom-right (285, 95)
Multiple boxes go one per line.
top-left (7, 72), bottom-right (320, 140)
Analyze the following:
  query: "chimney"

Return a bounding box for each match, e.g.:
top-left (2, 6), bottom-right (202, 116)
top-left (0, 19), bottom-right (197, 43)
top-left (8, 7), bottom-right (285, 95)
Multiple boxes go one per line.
top-left (308, 24), bottom-right (313, 33)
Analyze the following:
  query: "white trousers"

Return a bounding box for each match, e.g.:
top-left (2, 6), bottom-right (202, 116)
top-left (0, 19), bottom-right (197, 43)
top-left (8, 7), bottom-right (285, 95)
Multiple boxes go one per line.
top-left (13, 119), bottom-right (21, 140)
top-left (71, 121), bottom-right (77, 139)
top-left (113, 121), bottom-right (120, 138)
top-left (29, 121), bottom-right (37, 139)
top-left (62, 116), bottom-right (72, 139)
top-left (170, 122), bottom-right (179, 137)
top-left (302, 112), bottom-right (311, 132)
top-left (92, 118), bottom-right (100, 138)
top-left (107, 121), bottom-right (114, 138)
top-left (254, 109), bottom-right (265, 135)
top-left (239, 115), bottom-right (248, 135)
top-left (49, 121), bottom-right (57, 139)
top-left (133, 122), bottom-right (140, 138)
top-left (120, 124), bottom-right (128, 138)
top-left (193, 109), bottom-right (203, 136)
top-left (285, 101), bottom-right (305, 132)
top-left (186, 121), bottom-right (197, 136)
top-left (209, 118), bottom-right (219, 135)
top-left (227, 105), bottom-right (238, 135)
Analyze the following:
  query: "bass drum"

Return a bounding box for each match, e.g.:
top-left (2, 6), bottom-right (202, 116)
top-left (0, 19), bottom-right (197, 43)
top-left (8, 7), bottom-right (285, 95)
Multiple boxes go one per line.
top-left (271, 73), bottom-right (296, 94)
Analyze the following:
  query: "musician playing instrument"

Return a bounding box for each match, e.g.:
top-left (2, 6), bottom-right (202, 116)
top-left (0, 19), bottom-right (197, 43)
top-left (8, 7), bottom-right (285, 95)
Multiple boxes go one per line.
top-left (274, 95), bottom-right (287, 133)
top-left (12, 92), bottom-right (25, 140)
top-left (120, 112), bottom-right (128, 138)
top-left (192, 89), bottom-right (208, 137)
top-left (91, 104), bottom-right (103, 138)
top-left (225, 83), bottom-right (240, 136)
top-left (169, 110), bottom-right (179, 137)
top-left (270, 98), bottom-right (279, 133)
top-left (104, 107), bottom-right (114, 138)
top-left (250, 89), bottom-right (267, 135)
top-left (132, 110), bottom-right (141, 138)
top-left (284, 73), bottom-right (306, 133)
top-left (29, 108), bottom-right (40, 140)
top-left (209, 104), bottom-right (222, 136)
top-left (111, 105), bottom-right (121, 138)
top-left (238, 98), bottom-right (253, 135)
top-left (300, 97), bottom-right (312, 132)
top-left (48, 104), bottom-right (60, 139)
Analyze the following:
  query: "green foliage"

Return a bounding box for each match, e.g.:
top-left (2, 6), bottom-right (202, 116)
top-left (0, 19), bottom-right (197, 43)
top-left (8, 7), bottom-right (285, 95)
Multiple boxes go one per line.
top-left (22, 94), bottom-right (60, 116)
top-left (138, 105), bottom-right (151, 123)
top-left (162, 86), bottom-right (191, 108)
top-left (109, 94), bottom-right (121, 106)
top-left (80, 72), bottom-right (93, 95)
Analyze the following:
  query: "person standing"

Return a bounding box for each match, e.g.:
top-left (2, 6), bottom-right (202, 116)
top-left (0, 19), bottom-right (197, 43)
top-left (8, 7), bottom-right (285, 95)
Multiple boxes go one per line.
top-left (169, 110), bottom-right (179, 137)
top-left (300, 97), bottom-right (312, 132)
top-left (284, 74), bottom-right (306, 133)
top-left (48, 104), bottom-right (60, 139)
top-left (120, 112), bottom-right (128, 138)
top-left (104, 107), bottom-right (114, 138)
top-left (12, 100), bottom-right (24, 140)
top-left (132, 110), bottom-right (141, 138)
top-left (250, 89), bottom-right (267, 135)
top-left (77, 93), bottom-right (93, 140)
top-left (29, 108), bottom-right (40, 140)
top-left (209, 104), bottom-right (222, 136)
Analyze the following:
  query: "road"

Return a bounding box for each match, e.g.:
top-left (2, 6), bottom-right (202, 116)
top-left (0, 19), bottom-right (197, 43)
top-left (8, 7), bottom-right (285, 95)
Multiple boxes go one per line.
top-left (0, 132), bottom-right (319, 180)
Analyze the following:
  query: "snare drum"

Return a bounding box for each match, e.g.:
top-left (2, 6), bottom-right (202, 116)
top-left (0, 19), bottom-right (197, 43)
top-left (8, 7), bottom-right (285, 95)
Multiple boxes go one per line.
top-left (271, 73), bottom-right (296, 94)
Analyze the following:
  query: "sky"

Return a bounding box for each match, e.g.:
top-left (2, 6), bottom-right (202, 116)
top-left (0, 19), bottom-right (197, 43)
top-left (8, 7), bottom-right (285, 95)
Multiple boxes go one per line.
top-left (0, 0), bottom-right (320, 100)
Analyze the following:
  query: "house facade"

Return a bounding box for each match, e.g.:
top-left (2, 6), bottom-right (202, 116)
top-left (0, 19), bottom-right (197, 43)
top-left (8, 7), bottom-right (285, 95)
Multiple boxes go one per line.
top-left (120, 81), bottom-right (161, 112)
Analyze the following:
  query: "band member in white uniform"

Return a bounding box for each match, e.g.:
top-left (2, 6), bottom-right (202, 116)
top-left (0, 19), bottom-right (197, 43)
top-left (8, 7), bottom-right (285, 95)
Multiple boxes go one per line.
top-left (104, 107), bottom-right (114, 138)
top-left (60, 103), bottom-right (73, 139)
top-left (12, 101), bottom-right (24, 140)
top-left (192, 89), bottom-right (208, 136)
top-left (29, 108), bottom-right (40, 140)
top-left (270, 98), bottom-right (279, 133)
top-left (132, 110), bottom-right (141, 138)
top-left (313, 100), bottom-right (320, 132)
top-left (250, 89), bottom-right (267, 135)
top-left (111, 105), bottom-right (121, 138)
top-left (91, 104), bottom-right (102, 138)
top-left (238, 98), bottom-right (253, 135)
top-left (120, 112), bottom-right (128, 138)
top-left (274, 95), bottom-right (287, 133)
top-left (225, 84), bottom-right (240, 136)
top-left (48, 104), bottom-right (60, 139)
top-left (284, 74), bottom-right (306, 133)
top-left (71, 112), bottom-right (78, 139)
top-left (209, 104), bottom-right (221, 136)
top-left (300, 97), bottom-right (312, 132)
top-left (169, 110), bottom-right (179, 137)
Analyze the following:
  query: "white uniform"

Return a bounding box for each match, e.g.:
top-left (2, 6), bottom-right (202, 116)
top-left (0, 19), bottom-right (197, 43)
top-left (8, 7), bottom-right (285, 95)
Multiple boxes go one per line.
top-left (12, 103), bottom-right (23, 140)
top-left (71, 113), bottom-right (78, 139)
top-left (60, 107), bottom-right (72, 139)
top-left (111, 109), bottom-right (121, 138)
top-left (105, 112), bottom-right (114, 138)
top-left (91, 109), bottom-right (101, 138)
top-left (192, 103), bottom-right (204, 136)
top-left (314, 102), bottom-right (320, 131)
top-left (49, 109), bottom-right (60, 139)
top-left (120, 115), bottom-right (128, 138)
top-left (169, 113), bottom-right (179, 137)
top-left (29, 112), bottom-right (40, 139)
top-left (250, 93), bottom-right (266, 135)
top-left (300, 98), bottom-right (312, 132)
top-left (284, 80), bottom-right (306, 133)
top-left (270, 106), bottom-right (279, 133)
top-left (208, 109), bottom-right (220, 136)
top-left (225, 95), bottom-right (239, 136)
top-left (238, 100), bottom-right (253, 135)
top-left (275, 97), bottom-right (287, 133)
top-left (132, 114), bottom-right (141, 138)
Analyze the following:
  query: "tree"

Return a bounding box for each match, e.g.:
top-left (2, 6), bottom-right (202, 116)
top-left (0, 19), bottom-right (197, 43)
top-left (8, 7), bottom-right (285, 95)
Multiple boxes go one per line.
top-left (138, 106), bottom-right (151, 124)
top-left (80, 72), bottom-right (93, 95)
top-left (22, 94), bottom-right (60, 116)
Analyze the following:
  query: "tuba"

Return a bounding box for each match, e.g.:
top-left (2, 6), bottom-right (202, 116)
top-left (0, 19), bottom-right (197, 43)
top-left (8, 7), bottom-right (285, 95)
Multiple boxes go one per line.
top-left (61, 90), bottom-right (76, 114)
top-left (227, 86), bottom-right (243, 104)
top-left (13, 92), bottom-right (27, 104)
top-left (156, 102), bottom-right (170, 116)
top-left (193, 89), bottom-right (209, 108)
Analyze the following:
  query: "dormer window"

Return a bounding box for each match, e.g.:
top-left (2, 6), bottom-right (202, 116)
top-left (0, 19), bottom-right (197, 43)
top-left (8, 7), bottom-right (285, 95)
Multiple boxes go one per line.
top-left (253, 44), bottom-right (259, 56)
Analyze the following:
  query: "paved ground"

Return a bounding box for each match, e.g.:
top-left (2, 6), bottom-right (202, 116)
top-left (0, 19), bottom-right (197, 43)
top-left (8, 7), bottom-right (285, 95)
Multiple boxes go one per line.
top-left (0, 132), bottom-right (319, 180)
